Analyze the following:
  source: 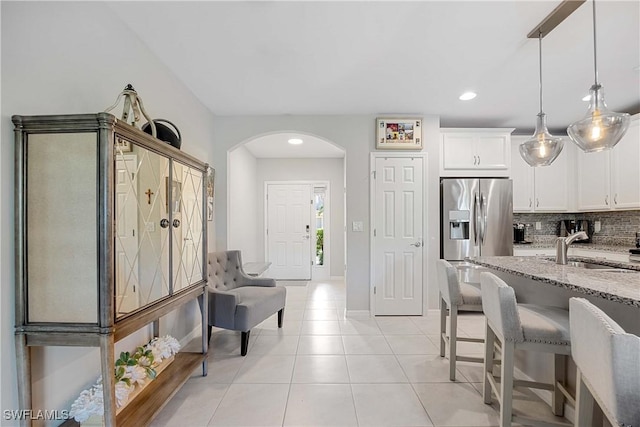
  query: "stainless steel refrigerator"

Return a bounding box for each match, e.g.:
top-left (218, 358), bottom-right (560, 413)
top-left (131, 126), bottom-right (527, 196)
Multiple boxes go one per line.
top-left (440, 178), bottom-right (513, 265)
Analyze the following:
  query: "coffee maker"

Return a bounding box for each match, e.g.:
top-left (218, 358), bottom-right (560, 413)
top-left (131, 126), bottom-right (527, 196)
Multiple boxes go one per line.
top-left (557, 220), bottom-right (593, 243)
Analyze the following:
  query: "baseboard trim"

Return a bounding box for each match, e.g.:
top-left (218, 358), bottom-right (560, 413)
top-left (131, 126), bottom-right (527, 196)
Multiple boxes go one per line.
top-left (180, 326), bottom-right (202, 349)
top-left (345, 309), bottom-right (371, 318)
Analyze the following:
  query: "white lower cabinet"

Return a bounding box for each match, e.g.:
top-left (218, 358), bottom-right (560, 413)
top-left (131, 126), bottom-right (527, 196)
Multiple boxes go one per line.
top-left (511, 136), bottom-right (572, 212)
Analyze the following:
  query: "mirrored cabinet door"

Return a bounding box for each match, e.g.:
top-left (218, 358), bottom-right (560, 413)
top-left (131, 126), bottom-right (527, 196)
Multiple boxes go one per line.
top-left (114, 139), bottom-right (171, 319)
top-left (114, 140), bottom-right (205, 319)
top-left (172, 162), bottom-right (204, 292)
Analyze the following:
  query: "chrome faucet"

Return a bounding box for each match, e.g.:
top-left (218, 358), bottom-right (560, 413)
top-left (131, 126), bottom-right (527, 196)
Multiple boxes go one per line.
top-left (556, 231), bottom-right (589, 264)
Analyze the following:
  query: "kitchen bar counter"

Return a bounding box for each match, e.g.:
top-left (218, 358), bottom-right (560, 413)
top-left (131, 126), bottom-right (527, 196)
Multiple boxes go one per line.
top-left (468, 256), bottom-right (640, 307)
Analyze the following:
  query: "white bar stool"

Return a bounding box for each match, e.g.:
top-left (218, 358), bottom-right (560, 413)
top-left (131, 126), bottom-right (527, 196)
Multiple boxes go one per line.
top-left (569, 298), bottom-right (640, 427)
top-left (480, 272), bottom-right (574, 427)
top-left (436, 259), bottom-right (484, 381)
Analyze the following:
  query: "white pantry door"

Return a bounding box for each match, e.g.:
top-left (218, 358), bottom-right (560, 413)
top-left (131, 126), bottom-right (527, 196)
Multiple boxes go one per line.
top-left (372, 156), bottom-right (424, 315)
top-left (266, 184), bottom-right (312, 280)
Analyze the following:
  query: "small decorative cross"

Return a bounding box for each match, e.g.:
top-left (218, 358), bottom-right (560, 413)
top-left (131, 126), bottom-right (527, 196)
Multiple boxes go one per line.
top-left (145, 188), bottom-right (154, 205)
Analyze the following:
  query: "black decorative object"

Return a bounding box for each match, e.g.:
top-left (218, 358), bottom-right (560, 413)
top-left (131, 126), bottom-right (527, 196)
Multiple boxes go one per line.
top-left (143, 119), bottom-right (182, 149)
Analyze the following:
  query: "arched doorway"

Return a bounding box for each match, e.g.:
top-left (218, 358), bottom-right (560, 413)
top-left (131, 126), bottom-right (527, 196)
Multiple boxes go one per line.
top-left (227, 131), bottom-right (346, 282)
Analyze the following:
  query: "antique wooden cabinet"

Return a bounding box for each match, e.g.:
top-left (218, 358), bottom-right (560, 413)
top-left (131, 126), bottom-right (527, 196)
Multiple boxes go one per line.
top-left (13, 113), bottom-right (208, 426)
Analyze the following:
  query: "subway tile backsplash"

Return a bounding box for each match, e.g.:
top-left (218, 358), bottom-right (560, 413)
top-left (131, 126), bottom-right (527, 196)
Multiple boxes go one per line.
top-left (513, 210), bottom-right (640, 247)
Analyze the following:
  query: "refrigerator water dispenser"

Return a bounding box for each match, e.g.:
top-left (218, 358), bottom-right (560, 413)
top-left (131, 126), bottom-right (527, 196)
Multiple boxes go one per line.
top-left (449, 210), bottom-right (470, 240)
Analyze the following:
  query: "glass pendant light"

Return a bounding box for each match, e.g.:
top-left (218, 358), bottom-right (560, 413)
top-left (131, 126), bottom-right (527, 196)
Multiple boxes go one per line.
top-left (519, 32), bottom-right (564, 167)
top-left (567, 0), bottom-right (630, 152)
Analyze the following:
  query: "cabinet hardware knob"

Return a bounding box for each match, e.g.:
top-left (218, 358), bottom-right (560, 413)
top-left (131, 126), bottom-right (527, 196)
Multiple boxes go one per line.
top-left (529, 198), bottom-right (532, 208)
top-left (172, 219), bottom-right (181, 228)
top-left (614, 194), bottom-right (618, 204)
top-left (536, 198), bottom-right (539, 207)
top-left (605, 195), bottom-right (609, 205)
top-left (477, 156), bottom-right (480, 165)
top-left (160, 219), bottom-right (170, 228)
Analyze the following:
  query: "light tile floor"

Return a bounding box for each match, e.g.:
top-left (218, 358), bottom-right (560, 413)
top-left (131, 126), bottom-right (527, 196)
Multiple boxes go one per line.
top-left (151, 279), bottom-right (570, 427)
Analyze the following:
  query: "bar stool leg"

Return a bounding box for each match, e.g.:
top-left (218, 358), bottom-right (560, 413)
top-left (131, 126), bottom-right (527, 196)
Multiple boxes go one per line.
top-left (449, 305), bottom-right (458, 381)
top-left (499, 341), bottom-right (515, 427)
top-left (575, 369), bottom-right (595, 427)
top-left (553, 354), bottom-right (567, 416)
top-left (483, 322), bottom-right (495, 405)
top-left (440, 294), bottom-right (446, 358)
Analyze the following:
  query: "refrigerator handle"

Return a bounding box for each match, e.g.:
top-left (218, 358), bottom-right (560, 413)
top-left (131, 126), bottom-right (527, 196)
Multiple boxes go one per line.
top-left (472, 193), bottom-right (479, 245)
top-left (479, 193), bottom-right (487, 245)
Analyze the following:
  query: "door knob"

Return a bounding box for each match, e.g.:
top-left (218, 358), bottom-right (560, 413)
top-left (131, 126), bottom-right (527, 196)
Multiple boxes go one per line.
top-left (410, 240), bottom-right (423, 247)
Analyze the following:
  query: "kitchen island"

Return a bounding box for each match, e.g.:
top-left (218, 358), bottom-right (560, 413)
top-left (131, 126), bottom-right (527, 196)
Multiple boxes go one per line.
top-left (468, 255), bottom-right (640, 333)
top-left (467, 255), bottom-right (639, 416)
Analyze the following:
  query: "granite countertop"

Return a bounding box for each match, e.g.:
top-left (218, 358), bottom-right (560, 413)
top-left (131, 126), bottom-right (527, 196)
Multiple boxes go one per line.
top-left (468, 256), bottom-right (640, 307)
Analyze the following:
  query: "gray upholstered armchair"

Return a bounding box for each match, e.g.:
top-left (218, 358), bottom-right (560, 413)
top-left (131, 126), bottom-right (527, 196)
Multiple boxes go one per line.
top-left (207, 250), bottom-right (286, 356)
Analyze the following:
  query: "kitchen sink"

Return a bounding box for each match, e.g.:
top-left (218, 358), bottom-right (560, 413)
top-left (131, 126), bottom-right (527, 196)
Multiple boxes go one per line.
top-left (565, 261), bottom-right (634, 273)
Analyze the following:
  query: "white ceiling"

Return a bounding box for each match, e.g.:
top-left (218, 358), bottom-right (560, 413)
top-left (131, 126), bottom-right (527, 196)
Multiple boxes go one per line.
top-left (243, 132), bottom-right (345, 158)
top-left (109, 1), bottom-right (639, 140)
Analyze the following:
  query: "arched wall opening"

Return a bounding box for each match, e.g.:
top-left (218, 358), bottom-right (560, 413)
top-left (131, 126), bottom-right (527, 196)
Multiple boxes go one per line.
top-left (227, 131), bottom-right (346, 280)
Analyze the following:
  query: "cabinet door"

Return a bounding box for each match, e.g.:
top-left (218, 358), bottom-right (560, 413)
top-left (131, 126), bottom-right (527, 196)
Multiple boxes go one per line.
top-left (476, 135), bottom-right (509, 169)
top-left (442, 134), bottom-right (476, 169)
top-left (115, 141), bottom-right (171, 319)
top-left (610, 115), bottom-right (640, 209)
top-left (172, 162), bottom-right (205, 292)
top-left (510, 137), bottom-right (534, 212)
top-left (534, 143), bottom-right (569, 211)
top-left (577, 149), bottom-right (610, 210)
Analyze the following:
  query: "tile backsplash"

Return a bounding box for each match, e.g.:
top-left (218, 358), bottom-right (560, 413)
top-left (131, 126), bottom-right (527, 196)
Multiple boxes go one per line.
top-left (513, 210), bottom-right (640, 247)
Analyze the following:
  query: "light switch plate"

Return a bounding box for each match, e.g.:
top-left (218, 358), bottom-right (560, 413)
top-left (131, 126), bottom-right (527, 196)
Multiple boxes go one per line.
top-left (594, 221), bottom-right (601, 232)
top-left (535, 222), bottom-right (542, 230)
top-left (352, 221), bottom-right (364, 232)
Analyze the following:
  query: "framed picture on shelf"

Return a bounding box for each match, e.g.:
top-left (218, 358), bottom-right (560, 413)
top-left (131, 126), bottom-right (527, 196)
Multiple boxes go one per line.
top-left (206, 167), bottom-right (215, 221)
top-left (115, 136), bottom-right (132, 152)
top-left (165, 177), bottom-right (181, 215)
top-left (376, 118), bottom-right (423, 150)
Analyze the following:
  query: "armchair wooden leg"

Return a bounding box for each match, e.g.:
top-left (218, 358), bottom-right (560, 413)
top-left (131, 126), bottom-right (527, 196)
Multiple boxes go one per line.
top-left (278, 308), bottom-right (284, 328)
top-left (241, 331), bottom-right (250, 356)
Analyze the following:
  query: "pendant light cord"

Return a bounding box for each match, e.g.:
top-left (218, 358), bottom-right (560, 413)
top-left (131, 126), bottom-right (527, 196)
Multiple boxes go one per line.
top-left (592, 0), bottom-right (599, 86)
top-left (538, 32), bottom-right (543, 114)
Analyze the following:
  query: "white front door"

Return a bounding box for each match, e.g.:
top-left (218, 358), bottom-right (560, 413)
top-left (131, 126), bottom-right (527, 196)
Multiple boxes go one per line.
top-left (266, 184), bottom-right (312, 280)
top-left (372, 155), bottom-right (425, 315)
top-left (115, 155), bottom-right (139, 314)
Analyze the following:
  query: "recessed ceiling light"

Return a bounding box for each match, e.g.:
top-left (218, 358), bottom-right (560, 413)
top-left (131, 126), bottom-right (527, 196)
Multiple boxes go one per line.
top-left (459, 92), bottom-right (477, 101)
top-left (582, 94), bottom-right (591, 101)
top-left (288, 138), bottom-right (303, 145)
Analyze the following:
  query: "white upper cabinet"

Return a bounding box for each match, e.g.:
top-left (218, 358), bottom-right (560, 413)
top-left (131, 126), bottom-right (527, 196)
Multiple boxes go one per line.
top-left (610, 114), bottom-right (640, 209)
top-left (511, 136), bottom-right (572, 212)
top-left (440, 128), bottom-right (513, 177)
top-left (577, 114), bottom-right (640, 211)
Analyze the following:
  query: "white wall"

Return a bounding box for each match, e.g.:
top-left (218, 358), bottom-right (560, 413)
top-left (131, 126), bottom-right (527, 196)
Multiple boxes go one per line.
top-left (228, 146), bottom-right (259, 261)
top-left (256, 158), bottom-right (345, 278)
top-left (1, 2), bottom-right (215, 422)
top-left (211, 115), bottom-right (441, 314)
